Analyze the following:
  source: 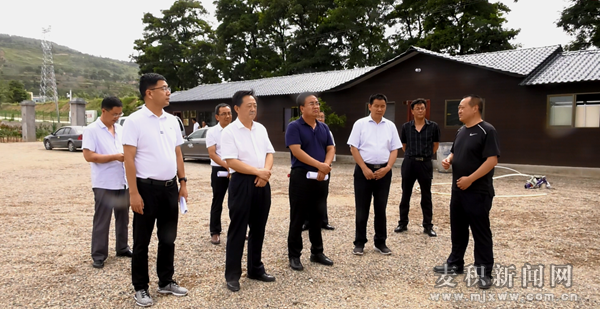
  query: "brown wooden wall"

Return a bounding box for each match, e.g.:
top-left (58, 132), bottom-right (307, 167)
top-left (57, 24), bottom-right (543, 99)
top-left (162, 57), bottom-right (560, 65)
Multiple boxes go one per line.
top-left (166, 53), bottom-right (600, 168)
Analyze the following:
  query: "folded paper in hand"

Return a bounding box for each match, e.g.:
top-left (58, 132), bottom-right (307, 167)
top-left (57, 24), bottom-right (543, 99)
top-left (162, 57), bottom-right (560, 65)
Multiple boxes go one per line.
top-left (179, 196), bottom-right (188, 214)
top-left (217, 171), bottom-right (229, 177)
top-left (306, 171), bottom-right (329, 181)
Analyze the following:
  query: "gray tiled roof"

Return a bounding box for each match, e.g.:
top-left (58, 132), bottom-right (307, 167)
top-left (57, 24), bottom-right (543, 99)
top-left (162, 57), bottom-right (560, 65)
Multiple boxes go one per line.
top-left (412, 45), bottom-right (561, 76)
top-left (521, 49), bottom-right (600, 85)
top-left (170, 66), bottom-right (375, 102)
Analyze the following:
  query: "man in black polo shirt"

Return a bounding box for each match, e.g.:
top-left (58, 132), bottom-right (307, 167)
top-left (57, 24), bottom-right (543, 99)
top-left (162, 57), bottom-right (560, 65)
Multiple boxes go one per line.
top-left (286, 93), bottom-right (335, 271)
top-left (395, 98), bottom-right (440, 237)
top-left (433, 94), bottom-right (500, 290)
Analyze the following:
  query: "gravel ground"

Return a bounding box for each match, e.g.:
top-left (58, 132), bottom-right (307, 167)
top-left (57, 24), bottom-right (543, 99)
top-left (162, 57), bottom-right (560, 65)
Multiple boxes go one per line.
top-left (0, 142), bottom-right (598, 308)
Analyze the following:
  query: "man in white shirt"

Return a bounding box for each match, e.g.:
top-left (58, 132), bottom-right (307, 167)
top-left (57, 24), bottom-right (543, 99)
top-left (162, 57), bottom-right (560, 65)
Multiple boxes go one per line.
top-left (205, 103), bottom-right (233, 245)
top-left (83, 96), bottom-right (131, 269)
top-left (347, 93), bottom-right (402, 256)
top-left (221, 90), bottom-right (276, 292)
top-left (192, 118), bottom-right (199, 132)
top-left (122, 73), bottom-right (189, 307)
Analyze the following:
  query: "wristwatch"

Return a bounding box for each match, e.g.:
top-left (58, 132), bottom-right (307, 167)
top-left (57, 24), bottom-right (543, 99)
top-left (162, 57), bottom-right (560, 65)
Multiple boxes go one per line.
top-left (178, 177), bottom-right (187, 183)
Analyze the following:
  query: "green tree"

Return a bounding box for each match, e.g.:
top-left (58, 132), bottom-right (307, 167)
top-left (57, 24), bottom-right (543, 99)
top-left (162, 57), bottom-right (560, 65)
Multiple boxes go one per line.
top-left (133, 0), bottom-right (221, 90)
top-left (387, 0), bottom-right (429, 52)
top-left (415, 0), bottom-right (519, 55)
top-left (290, 98), bottom-right (346, 130)
top-left (557, 0), bottom-right (600, 50)
top-left (8, 80), bottom-right (28, 103)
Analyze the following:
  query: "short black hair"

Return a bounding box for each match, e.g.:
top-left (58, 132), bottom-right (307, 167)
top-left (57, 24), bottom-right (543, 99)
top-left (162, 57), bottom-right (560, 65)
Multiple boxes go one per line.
top-left (463, 94), bottom-right (484, 114)
top-left (410, 98), bottom-right (427, 110)
top-left (369, 93), bottom-right (388, 105)
top-left (139, 73), bottom-right (166, 99)
top-left (232, 90), bottom-right (255, 107)
top-left (101, 96), bottom-right (123, 110)
top-left (191, 118), bottom-right (197, 122)
top-left (215, 103), bottom-right (231, 115)
top-left (296, 92), bottom-right (317, 108)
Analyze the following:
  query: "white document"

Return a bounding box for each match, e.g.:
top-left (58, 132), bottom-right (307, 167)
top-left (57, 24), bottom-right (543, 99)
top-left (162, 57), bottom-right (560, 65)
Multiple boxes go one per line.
top-left (217, 171), bottom-right (229, 177)
top-left (179, 196), bottom-right (188, 215)
top-left (306, 171), bottom-right (329, 181)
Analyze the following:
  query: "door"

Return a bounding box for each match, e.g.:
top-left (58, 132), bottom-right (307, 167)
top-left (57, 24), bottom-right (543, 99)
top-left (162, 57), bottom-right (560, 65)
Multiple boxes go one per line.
top-left (53, 128), bottom-right (68, 147)
top-left (182, 128), bottom-right (207, 159)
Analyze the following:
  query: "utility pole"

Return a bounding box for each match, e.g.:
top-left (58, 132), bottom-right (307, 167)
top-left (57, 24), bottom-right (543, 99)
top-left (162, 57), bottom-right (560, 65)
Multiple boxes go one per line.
top-left (40, 26), bottom-right (60, 123)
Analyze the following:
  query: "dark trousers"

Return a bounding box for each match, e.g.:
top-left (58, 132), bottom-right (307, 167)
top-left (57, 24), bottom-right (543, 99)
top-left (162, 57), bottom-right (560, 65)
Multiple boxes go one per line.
top-left (132, 179), bottom-right (179, 291)
top-left (91, 187), bottom-right (130, 261)
top-left (225, 173), bottom-right (271, 282)
top-left (398, 158), bottom-right (433, 229)
top-left (353, 164), bottom-right (392, 247)
top-left (210, 166), bottom-right (229, 235)
top-left (303, 174), bottom-right (330, 227)
top-left (446, 190), bottom-right (494, 277)
top-left (288, 168), bottom-right (328, 258)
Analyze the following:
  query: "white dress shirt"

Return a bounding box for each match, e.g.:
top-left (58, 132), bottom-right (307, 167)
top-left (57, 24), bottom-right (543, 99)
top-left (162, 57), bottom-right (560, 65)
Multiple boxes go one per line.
top-left (220, 118), bottom-right (275, 173)
top-left (205, 122), bottom-right (226, 167)
top-left (193, 122), bottom-right (199, 132)
top-left (347, 115), bottom-right (402, 164)
top-left (82, 119), bottom-right (127, 190)
top-left (122, 106), bottom-right (184, 180)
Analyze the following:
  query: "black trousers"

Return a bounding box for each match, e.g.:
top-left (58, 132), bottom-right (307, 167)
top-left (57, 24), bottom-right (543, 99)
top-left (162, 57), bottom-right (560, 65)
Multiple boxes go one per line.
top-left (91, 187), bottom-right (130, 261)
top-left (225, 173), bottom-right (271, 282)
top-left (132, 179), bottom-right (179, 291)
top-left (398, 158), bottom-right (433, 229)
top-left (210, 166), bottom-right (229, 235)
top-left (353, 164), bottom-right (392, 247)
top-left (288, 168), bottom-right (328, 258)
top-left (446, 190), bottom-right (494, 277)
top-left (303, 173), bottom-right (330, 227)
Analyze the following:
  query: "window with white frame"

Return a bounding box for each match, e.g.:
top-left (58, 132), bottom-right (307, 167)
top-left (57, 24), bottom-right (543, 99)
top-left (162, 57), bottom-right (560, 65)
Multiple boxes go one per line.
top-left (548, 93), bottom-right (600, 127)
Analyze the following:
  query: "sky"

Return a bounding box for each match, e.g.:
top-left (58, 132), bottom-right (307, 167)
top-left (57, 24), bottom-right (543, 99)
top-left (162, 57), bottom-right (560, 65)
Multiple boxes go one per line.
top-left (0, 0), bottom-right (574, 62)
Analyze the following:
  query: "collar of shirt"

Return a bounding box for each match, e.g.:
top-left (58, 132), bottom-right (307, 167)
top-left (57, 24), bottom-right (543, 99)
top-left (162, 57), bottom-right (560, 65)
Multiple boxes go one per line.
top-left (141, 105), bottom-right (166, 119)
top-left (368, 114), bottom-right (387, 124)
top-left (233, 118), bottom-right (256, 131)
top-left (410, 118), bottom-right (431, 128)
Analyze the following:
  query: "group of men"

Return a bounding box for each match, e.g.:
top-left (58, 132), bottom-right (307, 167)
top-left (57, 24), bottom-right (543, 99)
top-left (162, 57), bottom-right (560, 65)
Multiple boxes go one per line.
top-left (83, 72), bottom-right (500, 307)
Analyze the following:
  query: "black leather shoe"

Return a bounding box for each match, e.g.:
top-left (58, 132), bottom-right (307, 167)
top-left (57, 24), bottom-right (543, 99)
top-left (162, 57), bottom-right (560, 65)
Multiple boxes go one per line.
top-left (478, 276), bottom-right (493, 289)
top-left (394, 224), bottom-right (408, 233)
top-left (433, 264), bottom-right (463, 274)
top-left (310, 254), bottom-right (333, 266)
top-left (247, 273), bottom-right (276, 282)
top-left (92, 260), bottom-right (104, 269)
top-left (116, 249), bottom-right (133, 257)
top-left (322, 224), bottom-right (335, 230)
top-left (226, 281), bottom-right (240, 292)
top-left (424, 228), bottom-right (437, 237)
top-left (289, 257), bottom-right (304, 271)
top-left (302, 223), bottom-right (309, 231)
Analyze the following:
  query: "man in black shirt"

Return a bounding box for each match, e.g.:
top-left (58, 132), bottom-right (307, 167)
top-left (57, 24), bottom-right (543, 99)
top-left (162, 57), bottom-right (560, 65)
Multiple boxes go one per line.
top-left (395, 98), bottom-right (440, 237)
top-left (433, 94), bottom-right (500, 290)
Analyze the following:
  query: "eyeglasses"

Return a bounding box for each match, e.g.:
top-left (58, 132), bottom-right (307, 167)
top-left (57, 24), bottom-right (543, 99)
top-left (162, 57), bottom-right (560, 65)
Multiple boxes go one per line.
top-left (149, 86), bottom-right (171, 93)
top-left (413, 107), bottom-right (426, 111)
top-left (111, 112), bottom-right (124, 118)
top-left (219, 112), bottom-right (232, 116)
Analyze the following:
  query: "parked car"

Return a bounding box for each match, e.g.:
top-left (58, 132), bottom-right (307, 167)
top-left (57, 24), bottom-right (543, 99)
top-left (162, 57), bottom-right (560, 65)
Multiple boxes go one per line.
top-left (180, 127), bottom-right (210, 161)
top-left (43, 126), bottom-right (85, 152)
top-left (118, 114), bottom-right (186, 138)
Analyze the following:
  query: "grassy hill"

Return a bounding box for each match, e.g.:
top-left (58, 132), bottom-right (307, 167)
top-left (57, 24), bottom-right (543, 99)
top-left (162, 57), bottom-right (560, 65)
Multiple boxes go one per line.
top-left (0, 34), bottom-right (139, 101)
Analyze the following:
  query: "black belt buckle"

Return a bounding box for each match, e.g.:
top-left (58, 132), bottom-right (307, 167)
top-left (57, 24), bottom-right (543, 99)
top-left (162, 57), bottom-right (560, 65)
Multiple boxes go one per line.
top-left (165, 179), bottom-right (174, 187)
top-left (373, 164), bottom-right (382, 169)
top-left (414, 157), bottom-right (424, 161)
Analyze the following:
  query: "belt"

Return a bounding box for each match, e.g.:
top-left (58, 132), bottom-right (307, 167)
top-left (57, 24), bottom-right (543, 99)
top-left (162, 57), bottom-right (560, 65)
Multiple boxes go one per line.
top-left (365, 162), bottom-right (387, 170)
top-left (137, 177), bottom-right (177, 187)
top-left (408, 156), bottom-right (431, 162)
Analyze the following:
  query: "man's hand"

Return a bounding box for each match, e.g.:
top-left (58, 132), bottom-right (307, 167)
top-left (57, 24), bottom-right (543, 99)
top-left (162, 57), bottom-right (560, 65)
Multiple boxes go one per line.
top-left (179, 183), bottom-right (188, 201)
top-left (456, 176), bottom-right (473, 190)
top-left (317, 171), bottom-right (327, 181)
top-left (441, 157), bottom-right (452, 170)
top-left (256, 168), bottom-right (271, 181)
top-left (373, 166), bottom-right (390, 180)
top-left (317, 162), bottom-right (332, 174)
top-left (361, 167), bottom-right (375, 180)
top-left (130, 192), bottom-right (144, 214)
top-left (114, 153), bottom-right (125, 162)
top-left (255, 177), bottom-right (268, 187)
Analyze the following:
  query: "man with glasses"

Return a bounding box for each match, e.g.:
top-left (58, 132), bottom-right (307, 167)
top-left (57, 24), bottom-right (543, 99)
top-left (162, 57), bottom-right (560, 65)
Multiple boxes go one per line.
top-left (83, 96), bottom-right (132, 269)
top-left (123, 73), bottom-right (188, 307)
top-left (286, 93), bottom-right (335, 271)
top-left (395, 98), bottom-right (440, 237)
top-left (347, 93), bottom-right (401, 256)
top-left (206, 103), bottom-right (233, 245)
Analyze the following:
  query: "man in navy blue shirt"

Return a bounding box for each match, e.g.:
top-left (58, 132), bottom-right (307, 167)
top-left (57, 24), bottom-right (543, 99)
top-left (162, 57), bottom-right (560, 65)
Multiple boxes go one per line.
top-left (285, 93), bottom-right (335, 271)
